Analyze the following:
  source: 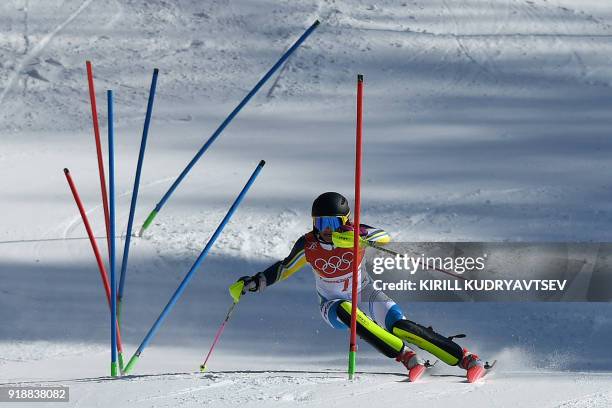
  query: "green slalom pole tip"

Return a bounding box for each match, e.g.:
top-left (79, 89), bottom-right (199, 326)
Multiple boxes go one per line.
top-left (123, 354), bottom-right (139, 374)
top-left (348, 351), bottom-right (356, 380)
top-left (111, 361), bottom-right (119, 377)
top-left (139, 209), bottom-right (158, 236)
top-left (199, 364), bottom-right (207, 373)
top-left (118, 352), bottom-right (125, 372)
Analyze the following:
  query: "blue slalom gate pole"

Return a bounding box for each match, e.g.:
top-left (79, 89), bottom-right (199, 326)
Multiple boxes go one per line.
top-left (123, 160), bottom-right (266, 374)
top-left (118, 68), bottom-right (159, 319)
top-left (108, 90), bottom-right (119, 377)
top-left (138, 20), bottom-right (319, 236)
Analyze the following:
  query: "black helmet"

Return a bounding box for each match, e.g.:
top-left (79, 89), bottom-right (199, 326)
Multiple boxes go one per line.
top-left (312, 192), bottom-right (350, 217)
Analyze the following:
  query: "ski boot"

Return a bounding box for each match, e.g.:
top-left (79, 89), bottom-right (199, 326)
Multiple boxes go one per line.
top-left (396, 348), bottom-right (428, 382)
top-left (460, 348), bottom-right (486, 383)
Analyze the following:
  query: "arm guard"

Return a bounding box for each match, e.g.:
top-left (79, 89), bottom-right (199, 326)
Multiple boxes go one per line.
top-left (255, 235), bottom-right (307, 289)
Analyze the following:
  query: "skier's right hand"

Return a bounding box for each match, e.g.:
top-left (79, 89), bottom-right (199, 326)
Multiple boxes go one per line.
top-left (237, 273), bottom-right (265, 294)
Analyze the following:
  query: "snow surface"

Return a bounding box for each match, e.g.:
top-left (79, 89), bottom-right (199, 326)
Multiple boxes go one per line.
top-left (1, 0), bottom-right (612, 406)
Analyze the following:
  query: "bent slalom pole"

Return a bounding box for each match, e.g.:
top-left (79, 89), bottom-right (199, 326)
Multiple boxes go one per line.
top-left (63, 168), bottom-right (125, 367)
top-left (86, 61), bottom-right (111, 257)
top-left (348, 74), bottom-right (364, 380)
top-left (331, 232), bottom-right (468, 281)
top-left (118, 68), bottom-right (159, 321)
top-left (108, 90), bottom-right (119, 377)
top-left (124, 160), bottom-right (266, 374)
top-left (199, 280), bottom-right (244, 373)
top-left (138, 20), bottom-right (319, 237)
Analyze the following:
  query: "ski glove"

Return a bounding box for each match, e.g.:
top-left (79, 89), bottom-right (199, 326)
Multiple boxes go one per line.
top-left (237, 273), bottom-right (266, 294)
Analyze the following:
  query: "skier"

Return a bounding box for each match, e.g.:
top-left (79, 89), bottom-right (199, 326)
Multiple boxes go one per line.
top-left (236, 192), bottom-right (486, 382)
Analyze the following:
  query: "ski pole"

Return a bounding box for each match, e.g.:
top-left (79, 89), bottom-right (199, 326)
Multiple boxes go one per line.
top-left (63, 168), bottom-right (125, 369)
top-left (123, 160), bottom-right (266, 374)
top-left (108, 90), bottom-right (119, 377)
top-left (199, 280), bottom-right (244, 373)
top-left (332, 231), bottom-right (468, 281)
top-left (86, 61), bottom-right (111, 257)
top-left (137, 20), bottom-right (319, 237)
top-left (118, 68), bottom-right (159, 322)
top-left (348, 74), bottom-right (364, 380)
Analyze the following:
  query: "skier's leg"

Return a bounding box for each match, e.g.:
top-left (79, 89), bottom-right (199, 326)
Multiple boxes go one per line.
top-left (319, 296), bottom-right (349, 330)
top-left (359, 281), bottom-right (464, 366)
top-left (357, 279), bottom-right (404, 331)
top-left (335, 300), bottom-right (404, 358)
top-left (319, 296), bottom-right (403, 358)
top-left (319, 296), bottom-right (429, 380)
top-left (392, 319), bottom-right (464, 366)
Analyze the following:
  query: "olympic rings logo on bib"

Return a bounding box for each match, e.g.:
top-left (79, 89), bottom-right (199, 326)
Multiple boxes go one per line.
top-left (314, 252), bottom-right (353, 277)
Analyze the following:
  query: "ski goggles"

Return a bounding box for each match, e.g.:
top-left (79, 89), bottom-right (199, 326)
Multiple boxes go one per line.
top-left (313, 215), bottom-right (349, 232)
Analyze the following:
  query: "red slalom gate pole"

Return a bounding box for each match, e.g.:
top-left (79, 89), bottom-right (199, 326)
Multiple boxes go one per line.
top-left (86, 61), bottom-right (111, 258)
top-left (348, 74), bottom-right (364, 379)
top-left (63, 168), bottom-right (125, 369)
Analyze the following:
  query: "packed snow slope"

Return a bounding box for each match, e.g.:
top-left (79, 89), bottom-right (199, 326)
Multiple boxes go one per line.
top-left (1, 0), bottom-right (612, 407)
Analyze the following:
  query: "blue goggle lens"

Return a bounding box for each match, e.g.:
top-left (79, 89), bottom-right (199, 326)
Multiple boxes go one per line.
top-left (314, 216), bottom-right (345, 232)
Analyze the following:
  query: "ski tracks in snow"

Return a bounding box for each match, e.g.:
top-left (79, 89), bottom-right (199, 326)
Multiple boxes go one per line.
top-left (0, 0), bottom-right (94, 107)
top-left (30, 369), bottom-right (612, 408)
top-left (20, 175), bottom-right (175, 263)
top-left (440, 0), bottom-right (499, 81)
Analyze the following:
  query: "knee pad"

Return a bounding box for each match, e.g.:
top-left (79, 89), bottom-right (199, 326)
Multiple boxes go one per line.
top-left (384, 304), bottom-right (404, 332)
top-left (392, 320), bottom-right (463, 366)
top-left (320, 299), bottom-right (347, 330)
top-left (336, 301), bottom-right (404, 359)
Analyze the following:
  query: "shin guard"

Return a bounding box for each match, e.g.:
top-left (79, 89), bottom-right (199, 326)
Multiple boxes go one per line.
top-left (336, 301), bottom-right (404, 358)
top-left (392, 320), bottom-right (463, 365)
